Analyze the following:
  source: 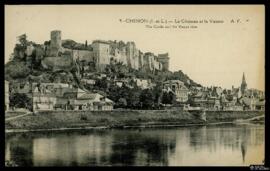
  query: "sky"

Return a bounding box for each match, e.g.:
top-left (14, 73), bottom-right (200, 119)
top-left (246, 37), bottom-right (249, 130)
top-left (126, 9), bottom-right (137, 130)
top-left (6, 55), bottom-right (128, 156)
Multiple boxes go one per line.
top-left (5, 5), bottom-right (265, 91)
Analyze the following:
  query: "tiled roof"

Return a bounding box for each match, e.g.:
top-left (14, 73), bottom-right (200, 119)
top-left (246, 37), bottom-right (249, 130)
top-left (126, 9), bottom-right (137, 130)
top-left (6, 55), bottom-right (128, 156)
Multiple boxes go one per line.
top-left (77, 93), bottom-right (97, 100)
top-left (73, 99), bottom-right (90, 105)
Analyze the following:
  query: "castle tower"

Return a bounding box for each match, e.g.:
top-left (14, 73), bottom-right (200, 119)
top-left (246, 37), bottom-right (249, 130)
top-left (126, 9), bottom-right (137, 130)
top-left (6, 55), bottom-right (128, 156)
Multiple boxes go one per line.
top-left (50, 30), bottom-right (62, 56)
top-left (92, 40), bottom-right (110, 72)
top-left (157, 53), bottom-right (170, 71)
top-left (126, 42), bottom-right (136, 68)
top-left (241, 72), bottom-right (247, 94)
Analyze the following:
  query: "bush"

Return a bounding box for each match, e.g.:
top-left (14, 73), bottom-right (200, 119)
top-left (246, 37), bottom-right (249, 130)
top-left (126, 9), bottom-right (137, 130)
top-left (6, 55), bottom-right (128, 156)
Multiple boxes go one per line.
top-left (9, 93), bottom-right (32, 111)
top-left (5, 61), bottom-right (31, 79)
top-left (80, 115), bottom-right (88, 121)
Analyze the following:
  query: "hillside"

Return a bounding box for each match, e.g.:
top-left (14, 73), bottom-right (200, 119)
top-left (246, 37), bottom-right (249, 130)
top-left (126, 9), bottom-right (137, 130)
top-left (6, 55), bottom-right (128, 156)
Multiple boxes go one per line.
top-left (5, 34), bottom-right (201, 90)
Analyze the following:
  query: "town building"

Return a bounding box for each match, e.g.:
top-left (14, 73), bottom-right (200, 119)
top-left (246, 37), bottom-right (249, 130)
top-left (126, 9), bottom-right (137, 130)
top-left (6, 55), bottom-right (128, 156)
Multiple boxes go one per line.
top-left (190, 91), bottom-right (208, 108)
top-left (114, 79), bottom-right (128, 88)
top-left (255, 100), bottom-right (265, 110)
top-left (81, 79), bottom-right (96, 86)
top-left (32, 86), bottom-right (56, 111)
top-left (30, 82), bottom-right (114, 111)
top-left (134, 78), bottom-right (151, 89)
top-left (241, 96), bottom-right (256, 110)
top-left (163, 80), bottom-right (189, 102)
top-left (206, 96), bottom-right (221, 110)
top-left (72, 93), bottom-right (114, 111)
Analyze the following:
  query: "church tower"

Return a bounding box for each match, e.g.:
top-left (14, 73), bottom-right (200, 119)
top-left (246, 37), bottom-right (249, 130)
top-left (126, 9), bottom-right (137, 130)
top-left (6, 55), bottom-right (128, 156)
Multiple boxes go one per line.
top-left (241, 72), bottom-right (247, 95)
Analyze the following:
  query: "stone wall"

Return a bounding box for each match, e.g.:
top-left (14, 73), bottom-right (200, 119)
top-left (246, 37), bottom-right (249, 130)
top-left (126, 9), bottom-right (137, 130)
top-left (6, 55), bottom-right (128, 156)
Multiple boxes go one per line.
top-left (126, 42), bottom-right (136, 68)
top-left (204, 110), bottom-right (264, 122)
top-left (41, 55), bottom-right (73, 71)
top-left (143, 53), bottom-right (155, 71)
top-left (119, 48), bottom-right (127, 65)
top-left (132, 49), bottom-right (139, 70)
top-left (157, 53), bottom-right (169, 71)
top-left (72, 50), bottom-right (94, 62)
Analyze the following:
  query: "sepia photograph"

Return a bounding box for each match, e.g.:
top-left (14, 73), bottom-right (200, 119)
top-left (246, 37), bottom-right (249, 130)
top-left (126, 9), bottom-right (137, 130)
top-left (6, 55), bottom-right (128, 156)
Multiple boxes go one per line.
top-left (4, 4), bottom-right (266, 167)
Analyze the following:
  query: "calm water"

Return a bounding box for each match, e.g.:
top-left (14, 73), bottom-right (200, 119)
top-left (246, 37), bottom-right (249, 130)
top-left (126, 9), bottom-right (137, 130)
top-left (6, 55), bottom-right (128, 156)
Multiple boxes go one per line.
top-left (5, 123), bottom-right (264, 166)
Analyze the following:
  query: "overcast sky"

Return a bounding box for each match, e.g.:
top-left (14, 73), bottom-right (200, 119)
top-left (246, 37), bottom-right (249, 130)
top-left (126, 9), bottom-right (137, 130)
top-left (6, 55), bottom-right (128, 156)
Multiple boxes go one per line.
top-left (5, 5), bottom-right (265, 91)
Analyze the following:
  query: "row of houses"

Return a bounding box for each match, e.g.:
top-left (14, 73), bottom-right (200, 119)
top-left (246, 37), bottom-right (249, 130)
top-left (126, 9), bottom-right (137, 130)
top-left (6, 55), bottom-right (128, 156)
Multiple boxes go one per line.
top-left (188, 87), bottom-right (265, 111)
top-left (5, 73), bottom-right (265, 112)
top-left (160, 78), bottom-right (265, 111)
top-left (7, 82), bottom-right (114, 112)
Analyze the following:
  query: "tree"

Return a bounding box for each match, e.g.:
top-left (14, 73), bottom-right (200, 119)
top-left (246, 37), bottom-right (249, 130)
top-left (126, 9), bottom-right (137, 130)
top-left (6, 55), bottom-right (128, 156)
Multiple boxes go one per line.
top-left (140, 89), bottom-right (154, 109)
top-left (17, 34), bottom-right (27, 47)
top-left (94, 77), bottom-right (108, 92)
top-left (162, 91), bottom-right (176, 104)
top-left (8, 53), bottom-right (14, 62)
top-left (5, 61), bottom-right (31, 79)
top-left (126, 87), bottom-right (142, 109)
top-left (152, 82), bottom-right (163, 104)
top-left (9, 93), bottom-right (32, 111)
top-left (118, 98), bottom-right (127, 108)
top-left (108, 85), bottom-right (122, 104)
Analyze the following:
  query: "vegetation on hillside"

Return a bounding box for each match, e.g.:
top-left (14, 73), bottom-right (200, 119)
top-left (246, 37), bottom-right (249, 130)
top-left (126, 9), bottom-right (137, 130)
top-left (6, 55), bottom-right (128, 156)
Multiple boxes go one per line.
top-left (5, 34), bottom-right (202, 109)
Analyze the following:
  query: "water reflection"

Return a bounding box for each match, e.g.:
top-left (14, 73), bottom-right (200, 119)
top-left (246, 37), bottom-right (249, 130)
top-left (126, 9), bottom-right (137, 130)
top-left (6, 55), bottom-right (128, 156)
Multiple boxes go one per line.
top-left (5, 123), bottom-right (264, 166)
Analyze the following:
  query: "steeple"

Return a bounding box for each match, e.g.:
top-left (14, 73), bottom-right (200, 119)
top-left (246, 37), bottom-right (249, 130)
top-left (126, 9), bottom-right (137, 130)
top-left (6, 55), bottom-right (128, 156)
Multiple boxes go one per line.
top-left (242, 73), bottom-right (246, 84)
top-left (241, 72), bottom-right (247, 94)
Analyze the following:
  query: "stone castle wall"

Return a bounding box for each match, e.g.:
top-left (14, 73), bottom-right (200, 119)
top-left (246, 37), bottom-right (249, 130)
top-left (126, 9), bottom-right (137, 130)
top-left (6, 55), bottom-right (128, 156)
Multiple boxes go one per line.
top-left (71, 49), bottom-right (94, 62)
top-left (41, 30), bottom-right (169, 72)
top-left (92, 41), bottom-right (110, 71)
top-left (157, 53), bottom-right (169, 71)
top-left (41, 55), bottom-right (73, 71)
top-left (49, 30), bottom-right (62, 57)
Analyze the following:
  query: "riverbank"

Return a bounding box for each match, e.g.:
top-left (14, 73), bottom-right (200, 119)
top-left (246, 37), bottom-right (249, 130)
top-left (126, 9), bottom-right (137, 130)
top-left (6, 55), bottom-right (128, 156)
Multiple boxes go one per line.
top-left (5, 110), bottom-right (264, 132)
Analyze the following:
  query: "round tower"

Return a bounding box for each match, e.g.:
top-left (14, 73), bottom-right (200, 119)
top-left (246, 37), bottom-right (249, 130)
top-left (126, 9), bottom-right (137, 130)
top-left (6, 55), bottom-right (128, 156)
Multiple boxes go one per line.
top-left (50, 30), bottom-right (62, 49)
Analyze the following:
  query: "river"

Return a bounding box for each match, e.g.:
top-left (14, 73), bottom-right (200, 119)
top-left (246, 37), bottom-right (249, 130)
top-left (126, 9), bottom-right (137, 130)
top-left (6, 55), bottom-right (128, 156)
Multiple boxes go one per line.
top-left (5, 123), bottom-right (264, 166)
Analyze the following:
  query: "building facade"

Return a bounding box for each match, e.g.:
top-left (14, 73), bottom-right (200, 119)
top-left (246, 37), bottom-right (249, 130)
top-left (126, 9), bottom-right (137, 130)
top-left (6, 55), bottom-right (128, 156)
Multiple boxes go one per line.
top-left (32, 86), bottom-right (56, 111)
top-left (163, 80), bottom-right (189, 102)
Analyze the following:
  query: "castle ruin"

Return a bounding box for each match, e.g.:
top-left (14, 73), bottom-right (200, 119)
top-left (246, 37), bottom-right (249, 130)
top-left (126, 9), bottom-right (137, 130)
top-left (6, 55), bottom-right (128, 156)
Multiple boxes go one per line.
top-left (40, 30), bottom-right (170, 72)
